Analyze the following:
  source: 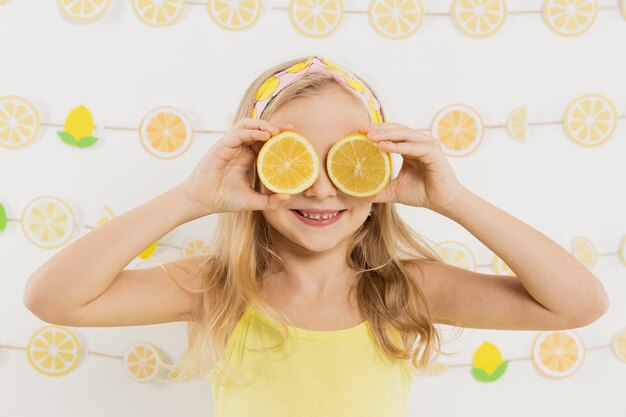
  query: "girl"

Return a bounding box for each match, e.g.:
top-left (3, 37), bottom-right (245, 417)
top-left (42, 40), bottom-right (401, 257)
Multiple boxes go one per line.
top-left (24, 54), bottom-right (609, 417)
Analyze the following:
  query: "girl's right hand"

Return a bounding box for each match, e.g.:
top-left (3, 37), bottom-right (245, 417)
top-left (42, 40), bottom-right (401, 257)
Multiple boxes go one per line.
top-left (181, 117), bottom-right (295, 215)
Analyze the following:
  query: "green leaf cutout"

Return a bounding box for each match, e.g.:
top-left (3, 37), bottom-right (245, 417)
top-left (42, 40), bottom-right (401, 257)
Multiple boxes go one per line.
top-left (0, 203), bottom-right (6, 232)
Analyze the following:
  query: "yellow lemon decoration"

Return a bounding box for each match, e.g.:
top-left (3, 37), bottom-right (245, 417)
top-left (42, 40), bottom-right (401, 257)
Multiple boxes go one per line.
top-left (471, 341), bottom-right (508, 382)
top-left (133, 0), bottom-right (185, 26)
top-left (430, 104), bottom-right (484, 158)
top-left (492, 255), bottom-right (515, 276)
top-left (433, 240), bottom-right (477, 271)
top-left (58, 104), bottom-right (98, 148)
top-left (139, 106), bottom-right (193, 159)
top-left (611, 327), bottom-right (626, 362)
top-left (289, 0), bottom-right (344, 38)
top-left (368, 0), bottom-right (424, 39)
top-left (138, 241), bottom-right (158, 260)
top-left (571, 236), bottom-right (597, 270)
top-left (415, 361), bottom-right (449, 376)
top-left (182, 238), bottom-right (211, 258)
top-left (256, 131), bottom-right (320, 194)
top-left (506, 104), bottom-right (527, 142)
top-left (532, 330), bottom-right (585, 378)
top-left (26, 325), bottom-right (81, 377)
top-left (326, 133), bottom-right (392, 197)
top-left (21, 196), bottom-right (75, 249)
top-left (451, 0), bottom-right (506, 38)
top-left (621, 0), bottom-right (626, 18)
top-left (619, 236), bottom-right (626, 266)
top-left (124, 342), bottom-right (167, 383)
top-left (208, 0), bottom-right (262, 31)
top-left (95, 205), bottom-right (116, 227)
top-left (542, 0), bottom-right (597, 37)
top-left (563, 93), bottom-right (617, 147)
top-left (57, 0), bottom-right (110, 22)
top-left (0, 95), bottom-right (40, 149)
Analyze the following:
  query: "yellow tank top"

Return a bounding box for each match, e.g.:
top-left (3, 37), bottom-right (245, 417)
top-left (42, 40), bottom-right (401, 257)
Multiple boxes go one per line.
top-left (210, 303), bottom-right (415, 417)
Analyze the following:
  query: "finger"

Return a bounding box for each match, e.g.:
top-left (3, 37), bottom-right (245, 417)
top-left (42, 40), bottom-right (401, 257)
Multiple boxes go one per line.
top-left (366, 127), bottom-right (435, 143)
top-left (239, 118), bottom-right (294, 136)
top-left (377, 140), bottom-right (440, 164)
top-left (225, 128), bottom-right (272, 149)
top-left (249, 191), bottom-right (293, 211)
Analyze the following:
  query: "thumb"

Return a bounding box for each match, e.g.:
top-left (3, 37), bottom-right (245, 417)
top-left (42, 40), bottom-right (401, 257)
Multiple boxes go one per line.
top-left (268, 193), bottom-right (293, 209)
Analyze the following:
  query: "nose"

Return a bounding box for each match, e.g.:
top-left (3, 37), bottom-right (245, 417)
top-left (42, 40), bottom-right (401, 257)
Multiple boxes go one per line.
top-left (303, 164), bottom-right (337, 199)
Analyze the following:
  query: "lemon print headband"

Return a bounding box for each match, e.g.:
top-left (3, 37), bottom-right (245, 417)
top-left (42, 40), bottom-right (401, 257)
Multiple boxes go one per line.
top-left (251, 55), bottom-right (382, 124)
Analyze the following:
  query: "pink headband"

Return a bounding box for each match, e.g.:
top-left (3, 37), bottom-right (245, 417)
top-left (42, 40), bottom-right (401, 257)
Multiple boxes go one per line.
top-left (251, 55), bottom-right (382, 124)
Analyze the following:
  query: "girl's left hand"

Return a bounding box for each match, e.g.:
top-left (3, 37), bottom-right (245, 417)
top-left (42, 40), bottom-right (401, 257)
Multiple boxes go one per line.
top-left (359, 122), bottom-right (468, 214)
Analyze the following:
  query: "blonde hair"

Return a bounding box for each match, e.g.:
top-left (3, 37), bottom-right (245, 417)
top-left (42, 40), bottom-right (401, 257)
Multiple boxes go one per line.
top-left (161, 55), bottom-right (462, 384)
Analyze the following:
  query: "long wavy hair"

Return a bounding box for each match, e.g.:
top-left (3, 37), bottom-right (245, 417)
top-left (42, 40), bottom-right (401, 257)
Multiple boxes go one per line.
top-left (161, 55), bottom-right (463, 384)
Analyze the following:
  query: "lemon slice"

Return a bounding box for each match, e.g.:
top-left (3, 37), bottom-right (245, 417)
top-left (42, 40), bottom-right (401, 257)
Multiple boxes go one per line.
top-left (492, 255), bottom-right (515, 276)
top-left (506, 104), bottom-right (527, 142)
top-left (182, 238), bottom-right (211, 258)
top-left (21, 195), bottom-right (75, 249)
top-left (256, 131), bottom-right (320, 194)
top-left (532, 330), bottom-right (585, 378)
top-left (289, 0), bottom-right (344, 38)
top-left (326, 133), bottom-right (391, 197)
top-left (139, 106), bottom-right (194, 159)
top-left (619, 236), bottom-right (626, 266)
top-left (95, 205), bottom-right (116, 227)
top-left (542, 0), bottom-right (597, 37)
top-left (368, 0), bottom-right (424, 39)
top-left (208, 0), bottom-right (262, 30)
top-left (26, 325), bottom-right (82, 376)
top-left (571, 236), bottom-right (597, 270)
top-left (451, 0), bottom-right (506, 38)
top-left (611, 328), bottom-right (626, 362)
top-left (430, 104), bottom-right (484, 158)
top-left (124, 342), bottom-right (166, 383)
top-left (133, 0), bottom-right (185, 27)
top-left (433, 240), bottom-right (477, 271)
top-left (0, 95), bottom-right (40, 149)
top-left (57, 0), bottom-right (110, 22)
top-left (563, 93), bottom-right (617, 147)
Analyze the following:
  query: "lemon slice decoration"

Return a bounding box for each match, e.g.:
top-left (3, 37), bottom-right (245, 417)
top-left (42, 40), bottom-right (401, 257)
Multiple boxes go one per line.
top-left (619, 236), bottom-right (626, 266)
top-left (139, 106), bottom-right (194, 159)
top-left (326, 133), bottom-right (392, 197)
top-left (430, 104), bottom-right (484, 158)
top-left (182, 238), bottom-right (211, 258)
top-left (26, 325), bottom-right (82, 377)
top-left (492, 255), bottom-right (515, 276)
top-left (57, 0), bottom-right (110, 22)
top-left (542, 0), bottom-right (597, 37)
top-left (95, 205), bottom-right (116, 227)
top-left (621, 0), bottom-right (626, 19)
top-left (0, 95), bottom-right (40, 149)
top-left (506, 104), bottom-right (527, 142)
top-left (451, 0), bottom-right (506, 38)
top-left (124, 342), bottom-right (166, 383)
top-left (256, 131), bottom-right (320, 194)
top-left (571, 236), bottom-right (597, 270)
top-left (611, 328), bottom-right (626, 362)
top-left (289, 0), bottom-right (344, 38)
top-left (563, 93), bottom-right (617, 147)
top-left (208, 0), bottom-right (262, 31)
top-left (532, 330), bottom-right (585, 378)
top-left (433, 240), bottom-right (477, 271)
top-left (21, 196), bottom-right (75, 249)
top-left (368, 0), bottom-right (424, 39)
top-left (133, 0), bottom-right (185, 27)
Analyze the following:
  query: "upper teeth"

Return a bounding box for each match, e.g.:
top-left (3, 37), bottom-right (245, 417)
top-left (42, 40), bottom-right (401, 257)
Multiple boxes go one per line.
top-left (300, 211), bottom-right (341, 219)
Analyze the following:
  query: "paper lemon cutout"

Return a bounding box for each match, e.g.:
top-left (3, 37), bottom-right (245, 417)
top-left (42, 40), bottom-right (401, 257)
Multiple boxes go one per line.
top-left (619, 236), bottom-right (626, 266)
top-left (57, 0), bottom-right (110, 22)
top-left (563, 93), bottom-right (617, 147)
top-left (289, 0), bottom-right (344, 38)
top-left (611, 328), bottom-right (626, 362)
top-left (430, 104), bottom-right (484, 157)
top-left (415, 361), bottom-right (449, 376)
top-left (433, 240), bottom-right (477, 271)
top-left (208, 0), bottom-right (262, 31)
top-left (492, 255), bottom-right (515, 276)
top-left (0, 95), bottom-right (40, 149)
top-left (21, 196), bottom-right (75, 249)
top-left (58, 105), bottom-right (98, 148)
top-left (506, 104), bottom-right (527, 142)
top-left (471, 341), bottom-right (508, 382)
top-left (139, 106), bottom-right (193, 159)
top-left (542, 0), bottom-right (597, 37)
top-left (138, 241), bottom-right (158, 260)
top-left (368, 0), bottom-right (424, 39)
top-left (451, 0), bottom-right (506, 38)
top-left (95, 205), bottom-right (116, 227)
top-left (26, 325), bottom-right (82, 377)
top-left (124, 342), bottom-right (167, 383)
top-left (571, 236), bottom-right (597, 270)
top-left (182, 238), bottom-right (211, 258)
top-left (133, 0), bottom-right (185, 26)
top-left (621, 0), bottom-right (626, 18)
top-left (532, 330), bottom-right (585, 378)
